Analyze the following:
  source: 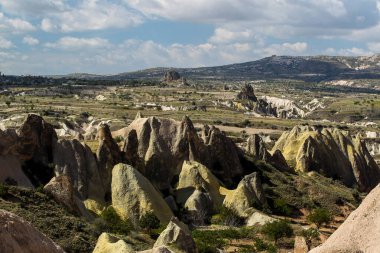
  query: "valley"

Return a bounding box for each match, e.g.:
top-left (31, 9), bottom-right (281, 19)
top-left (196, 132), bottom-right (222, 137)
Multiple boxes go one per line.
top-left (1, 57), bottom-right (380, 253)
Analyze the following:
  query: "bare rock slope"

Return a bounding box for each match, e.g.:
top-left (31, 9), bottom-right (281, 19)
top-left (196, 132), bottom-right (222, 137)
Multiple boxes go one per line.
top-left (111, 163), bottom-right (173, 223)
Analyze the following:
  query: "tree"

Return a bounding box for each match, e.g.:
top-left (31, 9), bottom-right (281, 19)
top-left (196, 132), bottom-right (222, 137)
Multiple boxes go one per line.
top-left (307, 208), bottom-right (332, 228)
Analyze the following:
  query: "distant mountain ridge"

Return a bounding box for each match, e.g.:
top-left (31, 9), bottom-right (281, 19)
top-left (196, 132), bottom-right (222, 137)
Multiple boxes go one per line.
top-left (58, 55), bottom-right (380, 81)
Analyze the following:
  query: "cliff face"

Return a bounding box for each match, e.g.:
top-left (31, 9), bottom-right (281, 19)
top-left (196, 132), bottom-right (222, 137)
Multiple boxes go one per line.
top-left (114, 116), bottom-right (244, 190)
top-left (273, 125), bottom-right (380, 191)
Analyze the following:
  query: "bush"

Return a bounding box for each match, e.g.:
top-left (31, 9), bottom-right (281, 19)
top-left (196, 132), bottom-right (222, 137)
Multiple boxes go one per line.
top-left (211, 207), bottom-right (244, 227)
top-left (300, 228), bottom-right (320, 246)
top-left (307, 208), bottom-right (332, 228)
top-left (0, 183), bottom-right (7, 198)
top-left (261, 220), bottom-right (293, 242)
top-left (192, 230), bottom-right (227, 253)
top-left (273, 198), bottom-right (292, 216)
top-left (139, 212), bottom-right (160, 230)
top-left (113, 135), bottom-right (125, 143)
top-left (99, 207), bottom-right (133, 234)
top-left (254, 238), bottom-right (277, 253)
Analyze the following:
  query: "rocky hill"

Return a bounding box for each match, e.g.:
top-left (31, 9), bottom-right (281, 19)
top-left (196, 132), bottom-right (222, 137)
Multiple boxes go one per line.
top-left (0, 113), bottom-right (377, 252)
top-left (272, 125), bottom-right (380, 192)
top-left (60, 55), bottom-right (380, 82)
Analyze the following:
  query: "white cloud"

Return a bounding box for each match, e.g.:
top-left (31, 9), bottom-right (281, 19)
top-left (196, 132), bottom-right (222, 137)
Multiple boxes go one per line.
top-left (0, 12), bottom-right (35, 33)
top-left (45, 37), bottom-right (110, 50)
top-left (367, 42), bottom-right (380, 52)
top-left (0, 0), bottom-right (66, 16)
top-left (41, 18), bottom-right (55, 32)
top-left (0, 37), bottom-right (13, 49)
top-left (209, 28), bottom-right (253, 44)
top-left (23, 36), bottom-right (39, 46)
top-left (338, 47), bottom-right (372, 56)
top-left (127, 0), bottom-right (379, 40)
top-left (1, 0), bottom-right (142, 33)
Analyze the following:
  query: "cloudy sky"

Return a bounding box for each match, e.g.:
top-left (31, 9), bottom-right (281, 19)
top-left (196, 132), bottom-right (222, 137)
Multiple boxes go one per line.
top-left (1, 0), bottom-right (380, 75)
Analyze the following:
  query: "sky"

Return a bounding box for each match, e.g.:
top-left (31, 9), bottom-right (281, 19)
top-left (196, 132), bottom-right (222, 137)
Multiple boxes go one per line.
top-left (1, 0), bottom-right (380, 75)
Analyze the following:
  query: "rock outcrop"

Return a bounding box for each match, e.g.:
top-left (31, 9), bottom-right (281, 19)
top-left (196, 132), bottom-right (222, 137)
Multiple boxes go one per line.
top-left (163, 70), bottom-right (181, 82)
top-left (0, 154), bottom-right (33, 187)
top-left (44, 175), bottom-right (78, 213)
top-left (97, 124), bottom-right (122, 200)
top-left (113, 116), bottom-right (243, 190)
top-left (183, 189), bottom-right (212, 223)
top-left (273, 125), bottom-right (380, 191)
top-left (53, 139), bottom-right (105, 202)
top-left (246, 134), bottom-right (292, 172)
top-left (309, 184), bottom-right (380, 253)
top-left (258, 96), bottom-right (305, 118)
top-left (223, 172), bottom-right (266, 217)
top-left (138, 246), bottom-right (174, 253)
top-left (93, 233), bottom-right (134, 253)
top-left (202, 126), bottom-right (243, 185)
top-left (16, 114), bottom-right (57, 165)
top-left (176, 161), bottom-right (224, 210)
top-left (294, 236), bottom-right (308, 253)
top-left (0, 114), bottom-right (57, 186)
top-left (0, 209), bottom-right (65, 253)
top-left (111, 163), bottom-right (173, 223)
top-left (236, 83), bottom-right (257, 102)
top-left (246, 134), bottom-right (272, 161)
top-left (154, 217), bottom-right (198, 253)
top-left (246, 211), bottom-right (277, 226)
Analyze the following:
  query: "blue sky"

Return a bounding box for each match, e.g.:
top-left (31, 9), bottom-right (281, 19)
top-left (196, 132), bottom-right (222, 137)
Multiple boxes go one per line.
top-left (1, 0), bottom-right (380, 75)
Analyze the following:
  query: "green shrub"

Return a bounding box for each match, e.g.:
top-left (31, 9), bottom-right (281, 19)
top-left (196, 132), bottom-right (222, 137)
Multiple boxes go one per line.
top-left (113, 135), bottom-right (124, 143)
top-left (307, 208), bottom-right (332, 228)
top-left (273, 198), bottom-right (292, 216)
top-left (0, 183), bottom-right (7, 198)
top-left (192, 230), bottom-right (226, 253)
top-left (261, 220), bottom-right (293, 242)
top-left (211, 206), bottom-right (244, 227)
top-left (254, 238), bottom-right (277, 252)
top-left (300, 228), bottom-right (320, 245)
top-left (99, 207), bottom-right (133, 234)
top-left (35, 185), bottom-right (44, 193)
top-left (139, 212), bottom-right (160, 230)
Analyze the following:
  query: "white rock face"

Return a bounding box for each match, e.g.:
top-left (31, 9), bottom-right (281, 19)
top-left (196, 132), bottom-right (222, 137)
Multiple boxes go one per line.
top-left (93, 233), bottom-right (134, 253)
top-left (111, 163), bottom-right (173, 223)
top-left (137, 246), bottom-right (174, 253)
top-left (366, 131), bottom-right (380, 138)
top-left (260, 95), bottom-right (305, 118)
top-left (309, 184), bottom-right (380, 253)
top-left (154, 217), bottom-right (198, 253)
top-left (246, 211), bottom-right (277, 226)
top-left (325, 80), bottom-right (355, 87)
top-left (0, 209), bottom-right (65, 253)
top-left (223, 172), bottom-right (266, 217)
top-left (294, 236), bottom-right (308, 253)
top-left (303, 98), bottom-right (325, 112)
top-left (95, 95), bottom-right (107, 101)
